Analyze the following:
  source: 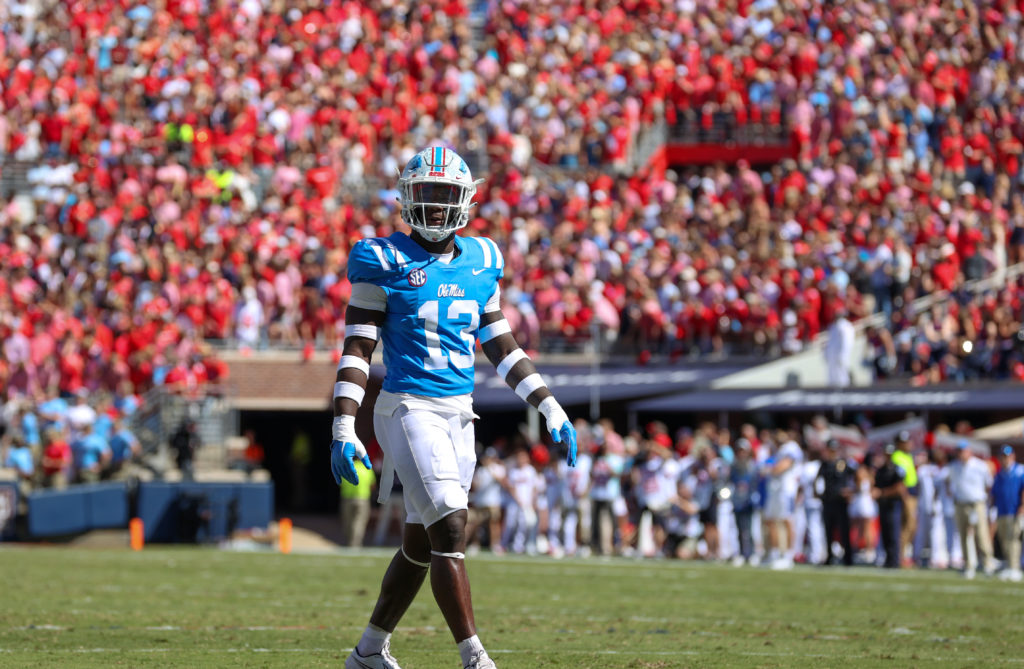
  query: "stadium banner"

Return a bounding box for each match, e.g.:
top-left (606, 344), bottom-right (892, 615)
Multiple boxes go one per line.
top-left (664, 143), bottom-right (794, 165)
top-left (931, 432), bottom-right (991, 458)
top-left (469, 363), bottom-right (746, 411)
top-left (0, 482), bottom-right (17, 541)
top-left (866, 418), bottom-right (928, 451)
top-left (630, 386), bottom-right (1024, 413)
top-left (803, 423), bottom-right (868, 458)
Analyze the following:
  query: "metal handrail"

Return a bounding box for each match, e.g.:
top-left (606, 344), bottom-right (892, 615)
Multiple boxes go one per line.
top-left (845, 261), bottom-right (1024, 340)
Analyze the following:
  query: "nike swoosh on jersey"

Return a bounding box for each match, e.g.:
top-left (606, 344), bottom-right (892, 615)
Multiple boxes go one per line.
top-left (472, 268), bottom-right (486, 275)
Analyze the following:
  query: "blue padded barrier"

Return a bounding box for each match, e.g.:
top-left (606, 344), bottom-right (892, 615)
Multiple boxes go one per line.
top-left (84, 483), bottom-right (130, 528)
top-left (137, 481), bottom-right (275, 543)
top-left (136, 482), bottom-right (181, 542)
top-left (27, 488), bottom-right (89, 537)
top-left (235, 481), bottom-right (274, 530)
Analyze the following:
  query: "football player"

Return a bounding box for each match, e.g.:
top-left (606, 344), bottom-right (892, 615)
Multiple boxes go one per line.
top-left (332, 146), bottom-right (578, 669)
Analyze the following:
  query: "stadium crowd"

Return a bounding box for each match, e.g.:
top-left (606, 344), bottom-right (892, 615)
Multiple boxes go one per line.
top-left (3, 0), bottom-right (1024, 509)
top-left (383, 418), bottom-right (1023, 580)
top-left (2, 0), bottom-right (1024, 392)
top-left (0, 387), bottom-right (144, 492)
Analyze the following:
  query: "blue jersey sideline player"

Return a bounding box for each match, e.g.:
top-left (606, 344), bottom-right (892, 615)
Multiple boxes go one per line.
top-left (331, 146), bottom-right (577, 669)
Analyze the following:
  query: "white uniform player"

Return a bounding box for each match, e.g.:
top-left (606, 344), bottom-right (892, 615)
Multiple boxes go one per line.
top-left (501, 449), bottom-right (540, 554)
top-left (765, 439), bottom-right (804, 569)
top-left (543, 459), bottom-right (566, 556)
top-left (794, 459), bottom-right (825, 565)
top-left (563, 449), bottom-right (592, 556)
top-left (468, 449), bottom-right (505, 552)
top-left (913, 458), bottom-right (944, 567)
top-left (935, 458), bottom-right (963, 568)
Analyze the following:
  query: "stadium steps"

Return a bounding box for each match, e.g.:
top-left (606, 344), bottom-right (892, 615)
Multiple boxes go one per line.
top-left (467, 0), bottom-right (490, 50)
top-left (462, 144), bottom-right (489, 177)
top-left (0, 160), bottom-right (33, 197)
top-left (129, 388), bottom-right (237, 472)
top-left (713, 260), bottom-right (1024, 389)
top-left (629, 119), bottom-right (668, 172)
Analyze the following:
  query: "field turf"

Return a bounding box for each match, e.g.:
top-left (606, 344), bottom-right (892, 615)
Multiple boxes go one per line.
top-left (0, 545), bottom-right (1020, 668)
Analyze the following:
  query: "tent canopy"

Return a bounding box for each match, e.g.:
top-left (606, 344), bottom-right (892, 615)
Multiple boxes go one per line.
top-left (468, 363), bottom-right (745, 411)
top-left (629, 386), bottom-right (1024, 414)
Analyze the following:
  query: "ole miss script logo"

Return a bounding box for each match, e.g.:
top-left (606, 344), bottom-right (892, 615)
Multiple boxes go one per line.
top-left (408, 268), bottom-right (427, 287)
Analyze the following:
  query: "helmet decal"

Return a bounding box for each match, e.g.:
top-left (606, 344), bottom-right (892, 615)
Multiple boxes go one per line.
top-left (427, 147), bottom-right (447, 177)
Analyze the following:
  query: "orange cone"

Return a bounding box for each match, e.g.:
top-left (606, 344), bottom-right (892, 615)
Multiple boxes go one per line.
top-left (279, 517), bottom-right (293, 554)
top-left (130, 518), bottom-right (144, 551)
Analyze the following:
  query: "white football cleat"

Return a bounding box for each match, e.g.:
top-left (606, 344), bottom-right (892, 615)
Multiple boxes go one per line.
top-left (346, 640), bottom-right (402, 669)
top-left (464, 650), bottom-right (497, 669)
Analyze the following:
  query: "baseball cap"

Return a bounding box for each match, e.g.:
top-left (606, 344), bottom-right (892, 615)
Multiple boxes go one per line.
top-left (735, 438), bottom-right (752, 451)
top-left (826, 438), bottom-right (840, 450)
top-left (883, 443), bottom-right (896, 455)
top-left (530, 444), bottom-right (550, 466)
top-left (956, 439), bottom-right (970, 450)
top-left (1001, 444), bottom-right (1015, 457)
top-left (897, 430), bottom-right (911, 442)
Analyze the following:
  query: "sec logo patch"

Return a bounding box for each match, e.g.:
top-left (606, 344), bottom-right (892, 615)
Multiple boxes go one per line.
top-left (407, 268), bottom-right (427, 287)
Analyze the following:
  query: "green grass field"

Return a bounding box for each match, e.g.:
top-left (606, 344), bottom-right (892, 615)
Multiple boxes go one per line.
top-left (0, 546), bottom-right (1020, 668)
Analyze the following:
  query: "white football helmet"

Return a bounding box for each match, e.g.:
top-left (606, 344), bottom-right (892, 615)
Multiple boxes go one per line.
top-left (398, 146), bottom-right (482, 242)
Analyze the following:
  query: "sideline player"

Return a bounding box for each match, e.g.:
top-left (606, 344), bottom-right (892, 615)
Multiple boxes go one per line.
top-left (330, 147), bottom-right (578, 669)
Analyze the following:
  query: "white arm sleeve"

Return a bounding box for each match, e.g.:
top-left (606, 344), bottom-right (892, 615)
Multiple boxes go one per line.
top-left (349, 282), bottom-right (388, 311)
top-left (483, 284), bottom-right (501, 314)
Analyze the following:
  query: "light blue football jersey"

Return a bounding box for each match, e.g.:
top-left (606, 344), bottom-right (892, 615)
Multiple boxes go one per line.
top-left (347, 231), bottom-right (504, 397)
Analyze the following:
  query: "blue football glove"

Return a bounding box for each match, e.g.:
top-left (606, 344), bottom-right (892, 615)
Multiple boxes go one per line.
top-left (330, 415), bottom-right (372, 485)
top-left (538, 397), bottom-right (577, 467)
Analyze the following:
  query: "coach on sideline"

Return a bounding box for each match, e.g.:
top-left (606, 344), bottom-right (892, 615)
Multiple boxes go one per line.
top-left (992, 445), bottom-right (1024, 582)
top-left (949, 441), bottom-right (995, 579)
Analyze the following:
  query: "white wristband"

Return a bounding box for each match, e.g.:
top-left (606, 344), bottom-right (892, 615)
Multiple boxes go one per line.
top-left (538, 396), bottom-right (569, 431)
top-left (332, 414), bottom-right (356, 441)
top-left (514, 373), bottom-right (546, 401)
top-left (337, 355), bottom-right (370, 376)
top-left (334, 381), bottom-right (365, 405)
top-left (537, 396), bottom-right (561, 424)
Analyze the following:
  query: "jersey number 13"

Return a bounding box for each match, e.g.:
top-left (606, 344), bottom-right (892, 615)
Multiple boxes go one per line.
top-left (417, 300), bottom-right (479, 370)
